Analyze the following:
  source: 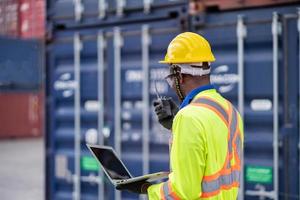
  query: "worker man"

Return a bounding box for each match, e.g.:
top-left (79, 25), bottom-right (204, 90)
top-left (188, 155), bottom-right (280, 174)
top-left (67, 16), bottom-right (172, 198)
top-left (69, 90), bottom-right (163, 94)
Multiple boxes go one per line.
top-left (118, 32), bottom-right (244, 199)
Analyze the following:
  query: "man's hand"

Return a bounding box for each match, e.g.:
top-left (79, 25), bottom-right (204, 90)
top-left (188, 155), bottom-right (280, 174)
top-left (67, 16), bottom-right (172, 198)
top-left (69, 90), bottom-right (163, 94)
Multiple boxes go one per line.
top-left (153, 97), bottom-right (179, 130)
top-left (116, 181), bottom-right (151, 194)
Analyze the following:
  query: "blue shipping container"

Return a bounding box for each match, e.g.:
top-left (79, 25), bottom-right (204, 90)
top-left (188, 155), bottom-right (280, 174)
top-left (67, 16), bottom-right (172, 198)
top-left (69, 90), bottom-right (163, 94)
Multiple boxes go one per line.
top-left (46, 16), bottom-right (186, 200)
top-left (191, 5), bottom-right (299, 200)
top-left (0, 37), bottom-right (44, 91)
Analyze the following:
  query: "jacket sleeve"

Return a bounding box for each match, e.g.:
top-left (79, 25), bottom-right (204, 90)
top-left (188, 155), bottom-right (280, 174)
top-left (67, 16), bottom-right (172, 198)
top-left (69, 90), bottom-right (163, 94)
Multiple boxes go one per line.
top-left (147, 109), bottom-right (207, 199)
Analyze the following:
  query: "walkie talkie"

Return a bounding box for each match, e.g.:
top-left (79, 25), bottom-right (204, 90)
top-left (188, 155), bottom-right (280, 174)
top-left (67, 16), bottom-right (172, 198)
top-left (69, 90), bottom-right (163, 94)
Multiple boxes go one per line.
top-left (154, 80), bottom-right (172, 117)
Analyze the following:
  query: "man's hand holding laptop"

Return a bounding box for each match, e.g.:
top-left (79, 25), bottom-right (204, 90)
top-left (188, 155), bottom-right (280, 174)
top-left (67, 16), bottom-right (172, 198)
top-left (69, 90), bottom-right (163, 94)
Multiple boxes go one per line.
top-left (116, 180), bottom-right (152, 194)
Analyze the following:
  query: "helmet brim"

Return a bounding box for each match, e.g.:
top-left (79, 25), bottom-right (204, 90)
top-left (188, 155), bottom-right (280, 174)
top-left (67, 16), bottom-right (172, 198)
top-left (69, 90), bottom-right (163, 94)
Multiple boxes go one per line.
top-left (159, 58), bottom-right (216, 64)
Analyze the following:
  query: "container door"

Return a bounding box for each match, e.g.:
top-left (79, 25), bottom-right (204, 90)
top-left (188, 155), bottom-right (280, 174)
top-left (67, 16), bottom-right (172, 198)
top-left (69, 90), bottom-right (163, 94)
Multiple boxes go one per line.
top-left (46, 30), bottom-right (111, 200)
top-left (106, 19), bottom-right (185, 200)
top-left (279, 12), bottom-right (299, 200)
top-left (192, 7), bottom-right (299, 200)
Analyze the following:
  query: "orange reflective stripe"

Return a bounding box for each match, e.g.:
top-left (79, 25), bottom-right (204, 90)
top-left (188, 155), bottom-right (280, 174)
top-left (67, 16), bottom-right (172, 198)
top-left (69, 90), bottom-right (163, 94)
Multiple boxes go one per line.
top-left (160, 185), bottom-right (166, 200)
top-left (197, 100), bottom-right (232, 182)
top-left (169, 181), bottom-right (181, 200)
top-left (193, 103), bottom-right (228, 126)
top-left (160, 181), bottom-right (181, 200)
top-left (192, 97), bottom-right (229, 126)
top-left (202, 154), bottom-right (231, 182)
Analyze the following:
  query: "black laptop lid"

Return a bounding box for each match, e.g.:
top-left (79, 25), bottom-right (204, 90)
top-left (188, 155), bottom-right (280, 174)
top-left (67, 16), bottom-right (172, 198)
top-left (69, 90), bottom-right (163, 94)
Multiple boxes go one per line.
top-left (89, 146), bottom-right (132, 180)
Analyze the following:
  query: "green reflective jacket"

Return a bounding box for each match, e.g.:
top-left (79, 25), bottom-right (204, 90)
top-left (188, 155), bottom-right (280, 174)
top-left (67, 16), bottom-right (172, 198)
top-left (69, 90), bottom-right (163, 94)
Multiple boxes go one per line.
top-left (148, 89), bottom-right (244, 200)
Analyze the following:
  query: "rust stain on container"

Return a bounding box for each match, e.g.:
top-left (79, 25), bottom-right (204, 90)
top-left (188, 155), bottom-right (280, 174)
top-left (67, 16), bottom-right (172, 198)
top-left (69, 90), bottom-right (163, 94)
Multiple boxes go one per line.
top-left (189, 0), bottom-right (300, 13)
top-left (0, 90), bottom-right (44, 138)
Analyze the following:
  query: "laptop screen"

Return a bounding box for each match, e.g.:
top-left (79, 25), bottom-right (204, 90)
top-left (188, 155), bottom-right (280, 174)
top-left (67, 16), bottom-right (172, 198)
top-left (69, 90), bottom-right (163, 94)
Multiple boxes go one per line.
top-left (89, 146), bottom-right (132, 180)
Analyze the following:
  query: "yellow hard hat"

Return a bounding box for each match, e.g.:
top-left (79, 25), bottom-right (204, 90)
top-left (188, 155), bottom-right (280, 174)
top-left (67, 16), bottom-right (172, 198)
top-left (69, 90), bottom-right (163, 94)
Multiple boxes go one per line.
top-left (159, 32), bottom-right (215, 64)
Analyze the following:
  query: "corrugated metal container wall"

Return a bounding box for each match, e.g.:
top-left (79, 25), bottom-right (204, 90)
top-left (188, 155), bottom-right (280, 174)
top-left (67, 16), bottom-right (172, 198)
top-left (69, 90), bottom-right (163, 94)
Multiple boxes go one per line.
top-left (46, 5), bottom-right (187, 199)
top-left (0, 0), bottom-right (19, 37)
top-left (0, 91), bottom-right (44, 138)
top-left (0, 37), bottom-right (45, 138)
top-left (46, 3), bottom-right (300, 200)
top-left (0, 37), bottom-right (44, 91)
top-left (46, 0), bottom-right (187, 29)
top-left (191, 5), bottom-right (299, 200)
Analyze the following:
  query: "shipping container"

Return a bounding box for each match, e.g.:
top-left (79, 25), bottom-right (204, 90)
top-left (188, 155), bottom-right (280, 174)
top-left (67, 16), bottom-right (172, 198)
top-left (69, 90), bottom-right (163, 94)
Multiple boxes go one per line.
top-left (0, 36), bottom-right (45, 138)
top-left (189, 0), bottom-right (299, 14)
top-left (0, 36), bottom-right (44, 91)
top-left (46, 0), bottom-right (187, 30)
top-left (190, 4), bottom-right (299, 200)
top-left (46, 3), bottom-right (300, 200)
top-left (45, 9), bottom-right (187, 199)
top-left (19, 0), bottom-right (46, 39)
top-left (0, 91), bottom-right (44, 138)
top-left (0, 0), bottom-right (19, 37)
top-left (0, 0), bottom-right (45, 39)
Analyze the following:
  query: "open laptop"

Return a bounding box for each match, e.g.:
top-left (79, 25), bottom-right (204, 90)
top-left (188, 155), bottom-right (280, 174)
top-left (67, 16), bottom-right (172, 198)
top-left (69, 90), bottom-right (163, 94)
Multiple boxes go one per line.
top-left (87, 144), bottom-right (169, 187)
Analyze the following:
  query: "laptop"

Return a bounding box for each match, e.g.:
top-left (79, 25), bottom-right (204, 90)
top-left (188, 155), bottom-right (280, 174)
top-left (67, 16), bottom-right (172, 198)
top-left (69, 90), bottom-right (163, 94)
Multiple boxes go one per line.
top-left (87, 144), bottom-right (169, 187)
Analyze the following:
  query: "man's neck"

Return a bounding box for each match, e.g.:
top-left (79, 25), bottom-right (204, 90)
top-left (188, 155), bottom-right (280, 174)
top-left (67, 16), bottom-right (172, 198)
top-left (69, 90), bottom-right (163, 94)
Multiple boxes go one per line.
top-left (184, 80), bottom-right (211, 96)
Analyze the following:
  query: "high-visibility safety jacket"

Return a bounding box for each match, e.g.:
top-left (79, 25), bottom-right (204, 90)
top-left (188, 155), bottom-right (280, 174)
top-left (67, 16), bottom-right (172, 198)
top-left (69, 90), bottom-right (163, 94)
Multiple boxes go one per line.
top-left (148, 89), bottom-right (244, 200)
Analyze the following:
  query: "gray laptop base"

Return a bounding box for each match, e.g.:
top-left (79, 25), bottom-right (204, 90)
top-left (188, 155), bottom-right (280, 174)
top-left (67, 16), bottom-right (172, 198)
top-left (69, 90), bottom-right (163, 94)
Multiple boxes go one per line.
top-left (87, 144), bottom-right (169, 187)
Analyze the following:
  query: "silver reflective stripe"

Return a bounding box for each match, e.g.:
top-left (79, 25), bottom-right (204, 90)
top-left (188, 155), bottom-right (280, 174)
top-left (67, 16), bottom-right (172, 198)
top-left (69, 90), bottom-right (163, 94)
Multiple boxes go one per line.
top-left (162, 182), bottom-right (177, 200)
top-left (228, 109), bottom-right (238, 154)
top-left (235, 135), bottom-right (242, 161)
top-left (197, 100), bottom-right (242, 196)
top-left (193, 98), bottom-right (229, 123)
top-left (202, 170), bottom-right (241, 193)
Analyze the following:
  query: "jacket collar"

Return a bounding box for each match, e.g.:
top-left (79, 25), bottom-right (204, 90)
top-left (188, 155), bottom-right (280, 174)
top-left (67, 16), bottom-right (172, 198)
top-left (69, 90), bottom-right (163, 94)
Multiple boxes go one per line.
top-left (179, 84), bottom-right (215, 110)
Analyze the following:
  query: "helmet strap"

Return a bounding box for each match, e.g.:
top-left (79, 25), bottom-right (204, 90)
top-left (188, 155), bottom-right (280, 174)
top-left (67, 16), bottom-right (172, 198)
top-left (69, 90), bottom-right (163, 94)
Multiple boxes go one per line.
top-left (171, 65), bottom-right (185, 102)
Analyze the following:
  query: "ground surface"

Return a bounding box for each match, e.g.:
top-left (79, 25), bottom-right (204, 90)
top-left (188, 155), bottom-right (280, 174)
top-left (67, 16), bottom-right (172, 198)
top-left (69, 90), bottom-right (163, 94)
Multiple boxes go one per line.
top-left (0, 138), bottom-right (44, 200)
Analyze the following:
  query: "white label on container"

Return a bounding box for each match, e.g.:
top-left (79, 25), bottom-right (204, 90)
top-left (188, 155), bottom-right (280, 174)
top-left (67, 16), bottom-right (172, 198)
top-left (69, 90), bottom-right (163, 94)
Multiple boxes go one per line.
top-left (54, 80), bottom-right (77, 90)
top-left (131, 132), bottom-right (141, 141)
top-left (20, 3), bottom-right (30, 11)
top-left (60, 73), bottom-right (72, 81)
top-left (150, 68), bottom-right (169, 80)
top-left (251, 99), bottom-right (272, 111)
top-left (84, 101), bottom-right (100, 112)
top-left (122, 111), bottom-right (131, 120)
top-left (62, 90), bottom-right (73, 98)
top-left (125, 68), bottom-right (169, 83)
top-left (150, 81), bottom-right (168, 95)
top-left (135, 101), bottom-right (143, 109)
top-left (125, 70), bottom-right (142, 82)
top-left (54, 73), bottom-right (77, 91)
top-left (123, 101), bottom-right (133, 109)
top-left (85, 129), bottom-right (98, 144)
top-left (211, 65), bottom-right (239, 93)
top-left (55, 155), bottom-right (68, 179)
top-left (102, 127), bottom-right (111, 138)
